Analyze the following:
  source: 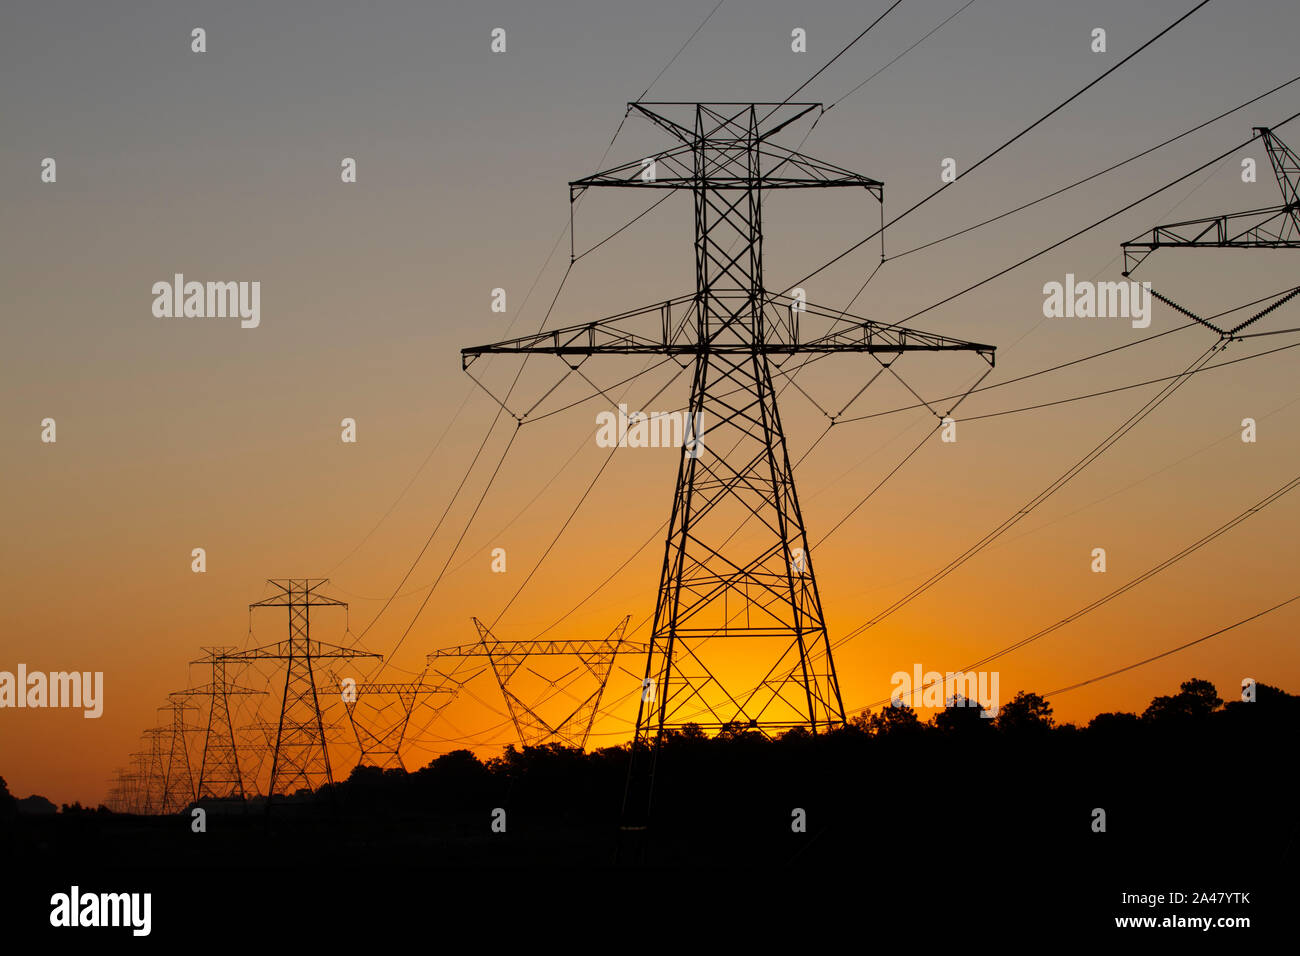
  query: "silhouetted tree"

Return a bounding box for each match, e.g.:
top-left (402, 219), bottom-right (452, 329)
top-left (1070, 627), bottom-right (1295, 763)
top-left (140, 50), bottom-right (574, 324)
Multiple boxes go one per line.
top-left (932, 695), bottom-right (993, 732)
top-left (996, 691), bottom-right (1054, 734)
top-left (680, 723), bottom-right (707, 742)
top-left (1143, 678), bottom-right (1222, 722)
top-left (424, 748), bottom-right (483, 774)
top-left (868, 703), bottom-right (923, 736)
top-left (1087, 711), bottom-right (1140, 735)
top-left (1224, 680), bottom-right (1295, 709)
top-left (16, 794), bottom-right (56, 815)
top-left (0, 776), bottom-right (14, 828)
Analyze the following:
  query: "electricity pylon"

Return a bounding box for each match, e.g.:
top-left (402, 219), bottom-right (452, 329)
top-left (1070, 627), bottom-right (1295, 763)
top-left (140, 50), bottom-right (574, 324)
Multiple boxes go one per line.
top-left (461, 103), bottom-right (995, 830)
top-left (157, 695), bottom-right (200, 813)
top-left (330, 667), bottom-right (469, 770)
top-left (429, 616), bottom-right (637, 749)
top-left (137, 734), bottom-right (168, 815)
top-left (236, 717), bottom-right (282, 796)
top-left (123, 759), bottom-right (149, 814)
top-left (189, 647), bottom-right (264, 800)
top-left (223, 580), bottom-right (381, 800)
top-left (106, 768), bottom-right (131, 813)
top-left (1123, 127), bottom-right (1300, 279)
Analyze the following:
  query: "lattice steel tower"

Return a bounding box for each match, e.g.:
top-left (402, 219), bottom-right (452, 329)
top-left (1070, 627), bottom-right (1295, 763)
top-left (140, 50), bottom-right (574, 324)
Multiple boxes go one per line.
top-left (224, 580), bottom-right (380, 800)
top-left (190, 647), bottom-right (264, 800)
top-left (461, 103), bottom-right (995, 825)
top-left (158, 694), bottom-right (199, 813)
top-left (429, 616), bottom-right (637, 749)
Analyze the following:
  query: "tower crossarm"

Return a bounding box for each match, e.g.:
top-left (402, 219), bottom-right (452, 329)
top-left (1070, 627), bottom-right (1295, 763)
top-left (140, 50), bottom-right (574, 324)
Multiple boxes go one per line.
top-left (570, 102), bottom-right (883, 196)
top-left (181, 680), bottom-right (264, 696)
top-left (333, 680), bottom-right (457, 695)
top-left (1121, 126), bottom-right (1300, 275)
top-left (1121, 204), bottom-right (1300, 274)
top-left (222, 640), bottom-right (381, 662)
top-left (429, 638), bottom-right (649, 659)
top-left (463, 292), bottom-right (995, 364)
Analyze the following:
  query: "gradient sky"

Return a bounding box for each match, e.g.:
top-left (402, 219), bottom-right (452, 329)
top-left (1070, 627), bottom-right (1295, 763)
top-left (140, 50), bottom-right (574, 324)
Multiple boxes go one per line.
top-left (3, 0), bottom-right (1299, 805)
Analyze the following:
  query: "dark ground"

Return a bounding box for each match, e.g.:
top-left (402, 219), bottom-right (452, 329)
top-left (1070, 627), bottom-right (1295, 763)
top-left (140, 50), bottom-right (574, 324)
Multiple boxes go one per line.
top-left (2, 687), bottom-right (1294, 942)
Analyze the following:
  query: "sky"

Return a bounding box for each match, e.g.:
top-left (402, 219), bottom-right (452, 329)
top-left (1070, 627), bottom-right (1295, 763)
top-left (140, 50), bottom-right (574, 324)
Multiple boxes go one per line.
top-left (2, 0), bottom-right (1299, 805)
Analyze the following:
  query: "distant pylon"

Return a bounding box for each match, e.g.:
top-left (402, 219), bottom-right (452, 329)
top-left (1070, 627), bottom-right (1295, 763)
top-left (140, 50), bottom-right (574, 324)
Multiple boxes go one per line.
top-left (223, 580), bottom-right (381, 799)
top-left (189, 646), bottom-right (264, 800)
top-left (136, 735), bottom-right (167, 814)
top-left (106, 768), bottom-right (130, 813)
top-left (157, 694), bottom-right (200, 813)
top-left (429, 616), bottom-right (636, 749)
top-left (123, 758), bottom-right (149, 814)
top-left (330, 667), bottom-right (469, 771)
top-left (235, 717), bottom-right (281, 796)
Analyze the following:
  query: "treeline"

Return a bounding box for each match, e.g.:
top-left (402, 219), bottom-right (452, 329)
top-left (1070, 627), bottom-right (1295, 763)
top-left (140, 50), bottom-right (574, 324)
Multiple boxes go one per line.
top-left (315, 677), bottom-right (1295, 829)
top-left (3, 677), bottom-right (1296, 876)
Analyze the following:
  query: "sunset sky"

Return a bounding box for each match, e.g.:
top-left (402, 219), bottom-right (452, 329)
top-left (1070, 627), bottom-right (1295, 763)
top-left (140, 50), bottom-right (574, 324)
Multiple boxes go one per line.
top-left (3, 0), bottom-right (1299, 806)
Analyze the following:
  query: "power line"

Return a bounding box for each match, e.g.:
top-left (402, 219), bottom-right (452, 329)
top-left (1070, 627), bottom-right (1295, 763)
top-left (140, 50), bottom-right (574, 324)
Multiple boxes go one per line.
top-left (827, 0), bottom-right (980, 110)
top-left (831, 342), bottom-right (1222, 650)
top-left (961, 336), bottom-right (1300, 423)
top-left (487, 362), bottom-right (691, 629)
top-left (341, 0), bottom-right (729, 651)
top-left (789, 0), bottom-right (1215, 290)
top-left (637, 0), bottom-right (726, 101)
top-left (855, 467), bottom-right (1300, 712)
top-left (765, 0), bottom-right (905, 115)
top-left (888, 115), bottom-right (1298, 330)
top-left (1042, 594), bottom-right (1300, 699)
top-left (886, 71), bottom-right (1300, 263)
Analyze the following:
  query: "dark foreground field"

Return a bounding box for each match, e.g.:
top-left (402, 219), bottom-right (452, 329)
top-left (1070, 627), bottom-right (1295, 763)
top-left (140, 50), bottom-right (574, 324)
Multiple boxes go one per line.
top-left (3, 685), bottom-right (1294, 940)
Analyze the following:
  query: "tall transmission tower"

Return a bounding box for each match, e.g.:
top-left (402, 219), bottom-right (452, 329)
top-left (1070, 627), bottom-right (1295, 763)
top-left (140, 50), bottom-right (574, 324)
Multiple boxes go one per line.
top-left (330, 667), bottom-right (468, 770)
top-left (429, 616), bottom-right (636, 749)
top-left (1123, 126), bottom-right (1300, 296)
top-left (189, 647), bottom-right (264, 800)
top-left (223, 579), bottom-right (381, 800)
top-left (136, 734), bottom-right (168, 815)
top-left (157, 695), bottom-right (200, 813)
top-left (461, 102), bottom-right (995, 826)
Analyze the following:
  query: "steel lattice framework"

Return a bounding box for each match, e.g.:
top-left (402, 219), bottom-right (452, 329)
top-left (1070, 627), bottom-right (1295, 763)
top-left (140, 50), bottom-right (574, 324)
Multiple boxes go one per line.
top-left (124, 758), bottom-right (150, 814)
top-left (430, 616), bottom-right (637, 749)
top-left (188, 646), bottom-right (264, 800)
top-left (331, 669), bottom-right (467, 770)
top-left (462, 103), bottom-right (996, 830)
top-left (236, 717), bottom-right (282, 795)
top-left (223, 580), bottom-right (381, 800)
top-left (157, 695), bottom-right (199, 813)
top-left (137, 732), bottom-right (168, 815)
top-left (1123, 126), bottom-right (1300, 277)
